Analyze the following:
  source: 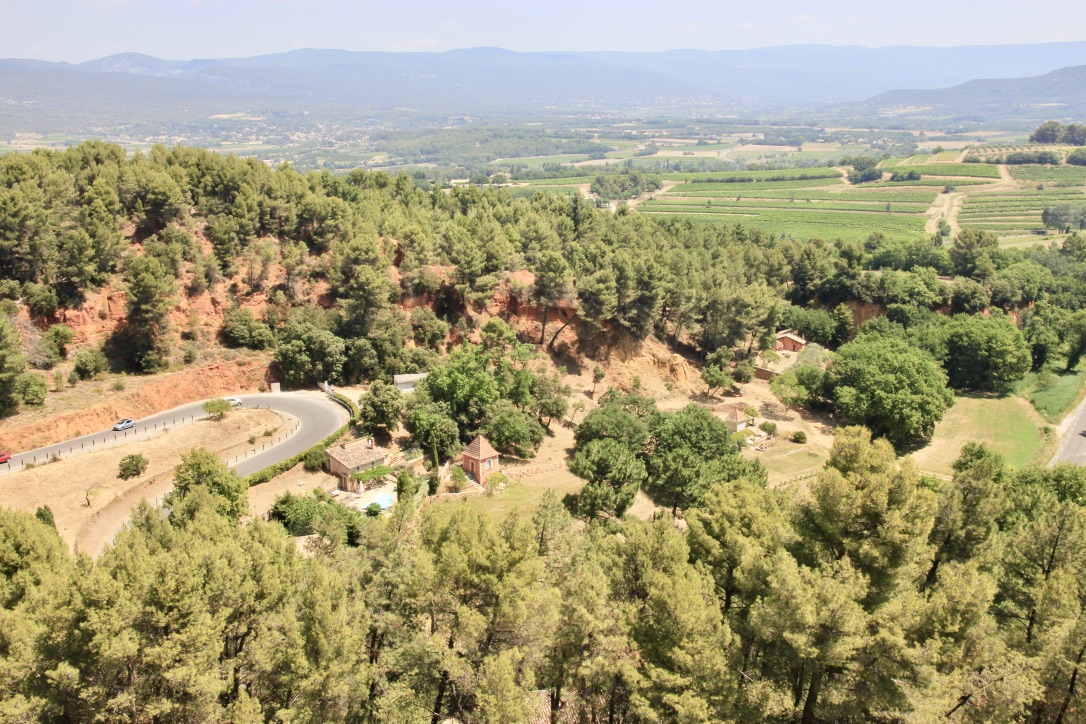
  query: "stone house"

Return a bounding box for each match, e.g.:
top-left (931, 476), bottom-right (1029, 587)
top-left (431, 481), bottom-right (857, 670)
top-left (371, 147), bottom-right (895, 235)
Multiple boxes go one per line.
top-left (326, 438), bottom-right (389, 492)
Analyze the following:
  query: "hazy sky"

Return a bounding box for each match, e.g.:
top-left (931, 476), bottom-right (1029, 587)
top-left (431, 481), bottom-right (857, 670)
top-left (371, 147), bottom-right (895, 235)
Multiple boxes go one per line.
top-left (4, 0), bottom-right (1086, 62)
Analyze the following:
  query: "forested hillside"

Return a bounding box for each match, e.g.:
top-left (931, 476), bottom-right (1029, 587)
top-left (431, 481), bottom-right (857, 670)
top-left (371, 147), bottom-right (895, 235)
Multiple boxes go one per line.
top-left (8, 142), bottom-right (1086, 720)
top-left (3, 142), bottom-right (1086, 443)
top-left (7, 429), bottom-right (1086, 721)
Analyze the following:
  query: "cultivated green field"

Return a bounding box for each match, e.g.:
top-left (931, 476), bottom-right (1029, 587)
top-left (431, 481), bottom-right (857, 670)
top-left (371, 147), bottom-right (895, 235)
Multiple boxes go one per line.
top-left (508, 159), bottom-right (1083, 249)
top-left (958, 185), bottom-right (1086, 241)
top-left (1008, 166), bottom-right (1086, 183)
top-left (661, 168), bottom-right (843, 182)
top-left (888, 163), bottom-right (1002, 178)
top-left (638, 169), bottom-right (935, 241)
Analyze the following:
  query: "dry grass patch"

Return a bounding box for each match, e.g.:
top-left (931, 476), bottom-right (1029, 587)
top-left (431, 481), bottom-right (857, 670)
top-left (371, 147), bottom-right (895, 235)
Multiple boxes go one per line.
top-left (0, 409), bottom-right (281, 551)
top-left (910, 394), bottom-right (1050, 476)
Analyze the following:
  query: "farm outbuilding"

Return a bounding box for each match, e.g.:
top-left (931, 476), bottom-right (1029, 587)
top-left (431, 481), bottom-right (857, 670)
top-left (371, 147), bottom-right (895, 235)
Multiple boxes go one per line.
top-left (393, 373), bottom-right (428, 394)
top-left (717, 402), bottom-right (755, 433)
top-left (775, 329), bottom-right (808, 352)
top-left (462, 435), bottom-right (499, 485)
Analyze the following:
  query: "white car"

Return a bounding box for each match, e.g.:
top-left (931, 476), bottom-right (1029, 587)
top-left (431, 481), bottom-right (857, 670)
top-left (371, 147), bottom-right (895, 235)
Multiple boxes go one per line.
top-left (112, 418), bottom-right (135, 431)
top-left (224, 397), bottom-right (243, 407)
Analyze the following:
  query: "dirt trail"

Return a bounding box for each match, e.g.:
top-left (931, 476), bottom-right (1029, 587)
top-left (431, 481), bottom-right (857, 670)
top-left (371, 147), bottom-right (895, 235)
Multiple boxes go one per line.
top-left (925, 191), bottom-right (964, 237)
top-left (627, 181), bottom-right (680, 209)
top-left (925, 164), bottom-right (1017, 237)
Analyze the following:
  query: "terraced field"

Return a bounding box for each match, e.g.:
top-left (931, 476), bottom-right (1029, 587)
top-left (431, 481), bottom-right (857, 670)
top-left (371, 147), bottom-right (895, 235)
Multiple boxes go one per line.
top-left (639, 172), bottom-right (936, 242)
top-left (879, 152), bottom-right (966, 167)
top-left (887, 163), bottom-right (1002, 179)
top-left (509, 160), bottom-right (1086, 247)
top-left (958, 186), bottom-right (1086, 244)
top-left (1008, 166), bottom-right (1086, 184)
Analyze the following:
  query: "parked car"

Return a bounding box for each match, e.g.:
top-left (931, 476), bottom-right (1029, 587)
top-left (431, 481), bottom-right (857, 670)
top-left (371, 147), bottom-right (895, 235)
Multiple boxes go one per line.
top-left (0, 452), bottom-right (10, 464)
top-left (112, 419), bottom-right (135, 431)
top-left (225, 397), bottom-right (243, 407)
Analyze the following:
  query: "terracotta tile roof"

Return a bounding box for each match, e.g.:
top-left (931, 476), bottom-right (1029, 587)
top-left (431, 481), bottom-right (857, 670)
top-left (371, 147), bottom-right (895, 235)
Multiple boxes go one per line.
top-left (716, 402), bottom-right (749, 424)
top-left (464, 435), bottom-right (498, 459)
top-left (325, 439), bottom-right (389, 470)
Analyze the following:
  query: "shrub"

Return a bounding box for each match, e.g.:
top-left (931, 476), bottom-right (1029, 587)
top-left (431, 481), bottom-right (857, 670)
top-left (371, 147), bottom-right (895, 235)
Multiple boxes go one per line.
top-left (202, 397), bottom-right (232, 420)
top-left (365, 502), bottom-right (382, 517)
top-left (111, 379), bottom-right (125, 392)
top-left (23, 283), bottom-right (58, 318)
top-left (410, 306), bottom-right (451, 348)
top-left (484, 471), bottom-right (509, 494)
top-left (221, 306), bottom-right (275, 350)
top-left (1035, 370), bottom-right (1059, 392)
top-left (269, 492), bottom-right (322, 536)
top-left (302, 447), bottom-right (326, 472)
top-left (73, 349), bottom-right (108, 380)
top-left (16, 373), bottom-right (48, 407)
top-left (118, 453), bottom-right (149, 480)
top-left (791, 431), bottom-right (807, 444)
top-left (759, 421), bottom-right (778, 436)
top-left (733, 360), bottom-right (755, 384)
top-left (34, 505), bottom-right (56, 529)
top-left (351, 465), bottom-right (394, 484)
top-left (42, 324), bottom-right (75, 361)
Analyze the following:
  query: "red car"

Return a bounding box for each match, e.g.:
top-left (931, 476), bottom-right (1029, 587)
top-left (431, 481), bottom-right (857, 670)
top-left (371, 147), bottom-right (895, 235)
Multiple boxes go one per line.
top-left (0, 452), bottom-right (10, 464)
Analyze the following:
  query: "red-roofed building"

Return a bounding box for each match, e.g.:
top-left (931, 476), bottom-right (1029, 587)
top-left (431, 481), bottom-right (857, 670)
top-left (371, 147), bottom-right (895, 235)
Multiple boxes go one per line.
top-left (462, 435), bottom-right (499, 484)
top-left (775, 329), bottom-right (808, 352)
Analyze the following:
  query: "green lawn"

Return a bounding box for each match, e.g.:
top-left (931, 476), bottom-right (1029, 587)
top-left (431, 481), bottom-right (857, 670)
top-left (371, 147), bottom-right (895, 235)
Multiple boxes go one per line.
top-left (1016, 369), bottom-right (1086, 422)
top-left (746, 442), bottom-right (828, 486)
top-left (910, 394), bottom-right (1050, 475)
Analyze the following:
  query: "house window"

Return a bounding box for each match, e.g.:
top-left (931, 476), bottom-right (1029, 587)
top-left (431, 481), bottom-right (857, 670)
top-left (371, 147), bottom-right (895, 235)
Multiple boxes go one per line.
top-left (486, 459), bottom-right (493, 471)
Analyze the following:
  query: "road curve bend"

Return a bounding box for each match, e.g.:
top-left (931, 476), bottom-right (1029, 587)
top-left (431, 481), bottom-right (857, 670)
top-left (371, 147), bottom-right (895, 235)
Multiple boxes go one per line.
top-left (2, 391), bottom-right (348, 476)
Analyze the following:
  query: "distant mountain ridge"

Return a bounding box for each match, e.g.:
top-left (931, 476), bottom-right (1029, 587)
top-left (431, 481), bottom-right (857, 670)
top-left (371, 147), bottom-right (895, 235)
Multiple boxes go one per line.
top-left (4, 41), bottom-right (1086, 102)
top-left (0, 42), bottom-right (1084, 134)
top-left (859, 64), bottom-right (1086, 121)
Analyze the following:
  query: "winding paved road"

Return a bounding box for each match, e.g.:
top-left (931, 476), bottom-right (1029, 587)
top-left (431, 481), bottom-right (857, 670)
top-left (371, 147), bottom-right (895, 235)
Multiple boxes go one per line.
top-left (1052, 393), bottom-right (1086, 466)
top-left (1, 391), bottom-right (348, 476)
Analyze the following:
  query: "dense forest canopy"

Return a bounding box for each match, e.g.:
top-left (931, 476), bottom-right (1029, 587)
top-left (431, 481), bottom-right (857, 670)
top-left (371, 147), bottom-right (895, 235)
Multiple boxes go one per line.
top-left (6, 429), bottom-right (1086, 721)
top-left (3, 141), bottom-right (1086, 443)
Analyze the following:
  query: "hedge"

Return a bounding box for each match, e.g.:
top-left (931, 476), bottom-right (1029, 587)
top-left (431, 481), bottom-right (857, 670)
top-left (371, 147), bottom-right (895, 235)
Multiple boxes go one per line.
top-left (244, 390), bottom-right (360, 487)
top-left (331, 391), bottom-right (360, 422)
top-left (246, 421), bottom-right (352, 486)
